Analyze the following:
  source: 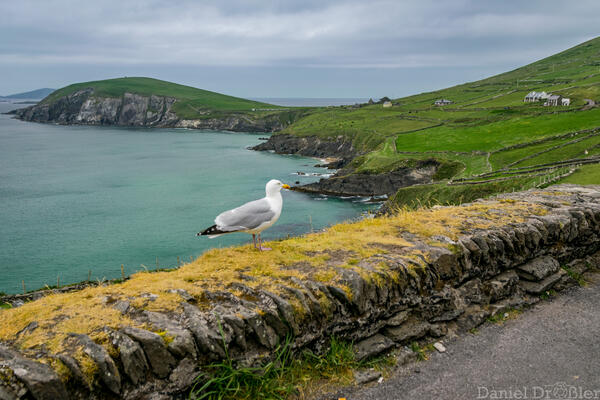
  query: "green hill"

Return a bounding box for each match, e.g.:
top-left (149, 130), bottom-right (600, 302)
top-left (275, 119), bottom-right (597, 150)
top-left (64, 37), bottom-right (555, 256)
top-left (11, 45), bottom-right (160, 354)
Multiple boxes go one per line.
top-left (1, 88), bottom-right (55, 100)
top-left (41, 77), bottom-right (282, 118)
top-left (281, 36), bottom-right (600, 205)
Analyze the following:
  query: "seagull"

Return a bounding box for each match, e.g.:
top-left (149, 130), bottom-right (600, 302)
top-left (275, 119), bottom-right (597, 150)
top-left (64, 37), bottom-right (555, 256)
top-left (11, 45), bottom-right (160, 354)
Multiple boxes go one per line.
top-left (198, 179), bottom-right (291, 251)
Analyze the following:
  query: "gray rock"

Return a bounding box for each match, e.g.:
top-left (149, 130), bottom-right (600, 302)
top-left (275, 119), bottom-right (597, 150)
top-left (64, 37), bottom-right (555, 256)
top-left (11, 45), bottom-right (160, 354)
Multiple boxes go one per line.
top-left (354, 370), bottom-right (382, 385)
top-left (0, 345), bottom-right (18, 360)
top-left (143, 311), bottom-right (198, 359)
top-left (260, 290), bottom-right (301, 336)
top-left (2, 356), bottom-right (69, 400)
top-left (516, 256), bottom-right (560, 281)
top-left (167, 288), bottom-right (194, 302)
top-left (57, 354), bottom-right (88, 388)
top-left (122, 327), bottom-right (176, 379)
top-left (354, 334), bottom-right (395, 361)
top-left (0, 385), bottom-right (18, 400)
top-left (71, 333), bottom-right (121, 394)
top-left (456, 306), bottom-right (490, 331)
top-left (518, 270), bottom-right (565, 294)
top-left (113, 300), bottom-right (130, 314)
top-left (485, 270), bottom-right (519, 302)
top-left (383, 319), bottom-right (431, 343)
top-left (221, 312), bottom-right (247, 350)
top-left (110, 330), bottom-right (149, 385)
top-left (295, 160), bottom-right (440, 197)
top-left (385, 310), bottom-right (410, 327)
top-left (396, 347), bottom-right (418, 366)
top-left (239, 307), bottom-right (279, 349)
top-left (168, 358), bottom-right (200, 392)
top-left (433, 342), bottom-right (446, 353)
top-left (252, 134), bottom-right (355, 162)
top-left (181, 303), bottom-right (226, 359)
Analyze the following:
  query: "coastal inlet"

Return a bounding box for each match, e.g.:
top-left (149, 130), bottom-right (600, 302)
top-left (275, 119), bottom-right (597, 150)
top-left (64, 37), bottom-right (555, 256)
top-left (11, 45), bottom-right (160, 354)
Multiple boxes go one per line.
top-left (0, 106), bottom-right (378, 294)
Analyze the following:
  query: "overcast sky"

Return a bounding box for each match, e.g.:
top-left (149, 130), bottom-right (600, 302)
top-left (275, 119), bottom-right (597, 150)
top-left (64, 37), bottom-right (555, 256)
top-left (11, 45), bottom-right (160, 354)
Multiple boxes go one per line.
top-left (1, 1), bottom-right (598, 98)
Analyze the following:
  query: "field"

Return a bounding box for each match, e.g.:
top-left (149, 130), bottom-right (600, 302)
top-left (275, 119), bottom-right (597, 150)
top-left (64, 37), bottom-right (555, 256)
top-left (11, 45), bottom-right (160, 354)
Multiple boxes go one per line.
top-left (281, 37), bottom-right (600, 205)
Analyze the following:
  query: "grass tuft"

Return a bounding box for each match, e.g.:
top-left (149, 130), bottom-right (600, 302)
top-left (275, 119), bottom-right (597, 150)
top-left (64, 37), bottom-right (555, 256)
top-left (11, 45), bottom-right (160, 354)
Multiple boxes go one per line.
top-left (189, 333), bottom-right (368, 400)
top-left (562, 265), bottom-right (586, 286)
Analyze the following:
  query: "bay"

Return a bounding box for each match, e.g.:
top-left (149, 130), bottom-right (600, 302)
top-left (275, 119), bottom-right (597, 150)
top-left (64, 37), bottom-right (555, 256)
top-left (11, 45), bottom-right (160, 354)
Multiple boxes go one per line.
top-left (0, 103), bottom-right (377, 294)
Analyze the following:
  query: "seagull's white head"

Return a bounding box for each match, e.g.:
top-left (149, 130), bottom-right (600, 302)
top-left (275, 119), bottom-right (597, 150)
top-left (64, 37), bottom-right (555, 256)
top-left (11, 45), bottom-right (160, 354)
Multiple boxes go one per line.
top-left (265, 179), bottom-right (290, 197)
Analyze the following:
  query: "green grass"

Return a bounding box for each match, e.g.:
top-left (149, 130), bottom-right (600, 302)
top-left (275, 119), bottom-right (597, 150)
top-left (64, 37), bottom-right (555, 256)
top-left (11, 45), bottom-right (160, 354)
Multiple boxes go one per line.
top-left (557, 163), bottom-right (600, 185)
top-left (512, 134), bottom-right (600, 167)
top-left (388, 175), bottom-right (545, 209)
top-left (43, 77), bottom-right (277, 112)
top-left (283, 107), bottom-right (438, 151)
top-left (561, 265), bottom-right (586, 286)
top-left (277, 36), bottom-right (600, 207)
top-left (394, 108), bottom-right (600, 153)
top-left (189, 334), bottom-right (385, 400)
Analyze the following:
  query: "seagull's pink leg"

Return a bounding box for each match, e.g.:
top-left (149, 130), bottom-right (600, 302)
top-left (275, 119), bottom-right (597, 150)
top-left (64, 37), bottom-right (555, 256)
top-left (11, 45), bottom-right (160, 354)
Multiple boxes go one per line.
top-left (252, 234), bottom-right (257, 249)
top-left (258, 234), bottom-right (271, 251)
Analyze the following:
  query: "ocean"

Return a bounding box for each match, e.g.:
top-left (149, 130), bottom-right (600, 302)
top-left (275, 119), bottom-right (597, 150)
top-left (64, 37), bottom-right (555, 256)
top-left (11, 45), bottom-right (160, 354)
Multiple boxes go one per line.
top-left (251, 98), bottom-right (369, 107)
top-left (0, 102), bottom-right (378, 294)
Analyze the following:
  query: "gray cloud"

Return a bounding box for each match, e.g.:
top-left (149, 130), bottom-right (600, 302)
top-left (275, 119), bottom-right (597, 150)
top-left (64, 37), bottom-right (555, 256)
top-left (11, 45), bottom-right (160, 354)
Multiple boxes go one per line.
top-left (0, 0), bottom-right (598, 95)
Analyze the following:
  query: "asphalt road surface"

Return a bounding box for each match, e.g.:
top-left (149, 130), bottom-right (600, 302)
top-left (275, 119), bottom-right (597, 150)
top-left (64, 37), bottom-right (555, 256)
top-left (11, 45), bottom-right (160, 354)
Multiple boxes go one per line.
top-left (326, 275), bottom-right (600, 400)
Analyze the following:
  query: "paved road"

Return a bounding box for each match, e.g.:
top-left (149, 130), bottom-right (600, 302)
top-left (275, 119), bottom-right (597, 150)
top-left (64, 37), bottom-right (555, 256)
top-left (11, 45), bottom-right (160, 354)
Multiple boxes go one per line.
top-left (327, 275), bottom-right (600, 400)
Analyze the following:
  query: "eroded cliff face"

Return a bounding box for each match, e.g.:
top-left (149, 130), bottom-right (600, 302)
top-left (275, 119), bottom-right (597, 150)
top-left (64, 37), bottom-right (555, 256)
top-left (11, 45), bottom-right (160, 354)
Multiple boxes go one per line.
top-left (12, 89), bottom-right (287, 132)
top-left (253, 134), bottom-right (440, 196)
top-left (294, 160), bottom-right (440, 197)
top-left (252, 133), bottom-right (356, 161)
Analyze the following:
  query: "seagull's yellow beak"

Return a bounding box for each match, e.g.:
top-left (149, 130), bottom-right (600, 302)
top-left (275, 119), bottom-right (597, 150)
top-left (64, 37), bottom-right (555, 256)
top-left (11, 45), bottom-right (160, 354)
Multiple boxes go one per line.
top-left (282, 184), bottom-right (291, 189)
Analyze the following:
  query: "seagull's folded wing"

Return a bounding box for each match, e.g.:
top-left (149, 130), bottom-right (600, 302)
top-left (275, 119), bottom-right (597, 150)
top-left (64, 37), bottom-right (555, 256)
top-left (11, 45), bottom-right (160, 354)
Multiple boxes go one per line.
top-left (215, 198), bottom-right (276, 232)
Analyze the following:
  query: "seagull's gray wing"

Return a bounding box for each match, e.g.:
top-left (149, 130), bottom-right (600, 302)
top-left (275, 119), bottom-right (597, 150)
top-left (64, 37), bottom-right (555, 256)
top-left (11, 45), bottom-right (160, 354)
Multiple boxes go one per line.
top-left (215, 198), bottom-right (276, 232)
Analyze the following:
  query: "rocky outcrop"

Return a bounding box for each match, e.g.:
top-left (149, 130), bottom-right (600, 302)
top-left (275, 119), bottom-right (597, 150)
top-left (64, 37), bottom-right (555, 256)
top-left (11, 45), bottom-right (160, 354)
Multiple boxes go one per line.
top-left (176, 113), bottom-right (289, 133)
top-left (12, 89), bottom-right (288, 132)
top-left (1, 185), bottom-right (599, 399)
top-left (294, 160), bottom-right (440, 197)
top-left (253, 135), bottom-right (441, 196)
top-left (251, 133), bottom-right (356, 162)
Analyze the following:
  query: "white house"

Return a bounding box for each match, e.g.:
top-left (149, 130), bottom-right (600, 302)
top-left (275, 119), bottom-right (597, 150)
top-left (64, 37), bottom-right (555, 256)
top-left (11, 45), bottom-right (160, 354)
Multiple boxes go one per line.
top-left (524, 91), bottom-right (548, 102)
top-left (561, 98), bottom-right (571, 106)
top-left (434, 99), bottom-right (453, 106)
top-left (383, 101), bottom-right (393, 108)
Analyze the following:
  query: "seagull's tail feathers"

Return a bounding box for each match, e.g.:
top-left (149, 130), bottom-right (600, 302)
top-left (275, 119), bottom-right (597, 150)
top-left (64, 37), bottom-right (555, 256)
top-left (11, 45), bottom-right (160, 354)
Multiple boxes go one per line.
top-left (198, 224), bottom-right (228, 238)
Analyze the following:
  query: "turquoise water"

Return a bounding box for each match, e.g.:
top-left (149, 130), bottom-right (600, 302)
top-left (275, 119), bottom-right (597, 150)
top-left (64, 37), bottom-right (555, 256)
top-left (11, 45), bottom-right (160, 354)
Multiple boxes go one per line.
top-left (0, 104), bottom-right (377, 294)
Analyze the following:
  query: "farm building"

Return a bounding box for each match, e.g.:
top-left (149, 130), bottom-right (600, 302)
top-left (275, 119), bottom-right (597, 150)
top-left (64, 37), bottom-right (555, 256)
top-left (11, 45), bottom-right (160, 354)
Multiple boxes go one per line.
top-left (383, 101), bottom-right (393, 108)
top-left (545, 95), bottom-right (562, 106)
top-left (561, 98), bottom-right (571, 106)
top-left (434, 99), bottom-right (453, 106)
top-left (524, 91), bottom-right (548, 102)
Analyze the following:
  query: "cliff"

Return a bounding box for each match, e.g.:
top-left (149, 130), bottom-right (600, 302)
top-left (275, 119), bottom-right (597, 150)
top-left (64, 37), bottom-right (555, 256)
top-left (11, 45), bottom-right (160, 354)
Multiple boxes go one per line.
top-left (12, 88), bottom-right (289, 133)
top-left (253, 135), bottom-right (448, 196)
top-left (1, 184), bottom-right (599, 399)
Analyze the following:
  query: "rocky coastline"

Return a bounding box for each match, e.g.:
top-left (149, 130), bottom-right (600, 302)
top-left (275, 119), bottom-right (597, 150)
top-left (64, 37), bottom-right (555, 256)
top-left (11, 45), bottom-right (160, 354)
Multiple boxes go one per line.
top-left (294, 160), bottom-right (440, 197)
top-left (253, 134), bottom-right (441, 197)
top-left (10, 88), bottom-right (288, 133)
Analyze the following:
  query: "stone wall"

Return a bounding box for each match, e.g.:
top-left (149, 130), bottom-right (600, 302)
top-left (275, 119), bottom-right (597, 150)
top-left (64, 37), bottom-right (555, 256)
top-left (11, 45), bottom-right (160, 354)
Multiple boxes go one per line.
top-left (0, 185), bottom-right (599, 400)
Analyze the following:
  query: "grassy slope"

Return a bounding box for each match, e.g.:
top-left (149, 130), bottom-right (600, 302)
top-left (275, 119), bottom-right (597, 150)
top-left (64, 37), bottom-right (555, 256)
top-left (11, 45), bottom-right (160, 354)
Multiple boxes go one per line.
top-left (282, 37), bottom-right (600, 203)
top-left (41, 77), bottom-right (295, 120)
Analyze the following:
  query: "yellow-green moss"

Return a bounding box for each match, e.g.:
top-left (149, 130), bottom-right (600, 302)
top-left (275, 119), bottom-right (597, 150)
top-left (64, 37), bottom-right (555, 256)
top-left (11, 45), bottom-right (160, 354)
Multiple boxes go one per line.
top-left (74, 348), bottom-right (99, 389)
top-left (0, 198), bottom-right (551, 359)
top-left (156, 330), bottom-right (175, 346)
